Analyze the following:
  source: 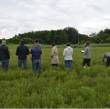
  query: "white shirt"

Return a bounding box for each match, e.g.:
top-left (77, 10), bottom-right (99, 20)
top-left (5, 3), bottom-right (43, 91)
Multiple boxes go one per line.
top-left (63, 46), bottom-right (73, 60)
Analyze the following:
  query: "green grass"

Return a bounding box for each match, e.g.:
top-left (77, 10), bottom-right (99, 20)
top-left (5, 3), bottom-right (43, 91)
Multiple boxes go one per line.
top-left (0, 45), bottom-right (110, 108)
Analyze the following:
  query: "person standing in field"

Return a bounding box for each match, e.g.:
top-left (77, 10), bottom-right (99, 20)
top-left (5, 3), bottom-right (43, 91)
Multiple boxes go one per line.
top-left (0, 40), bottom-right (2, 67)
top-left (82, 41), bottom-right (91, 68)
top-left (103, 52), bottom-right (110, 67)
top-left (63, 43), bottom-right (73, 71)
top-left (16, 40), bottom-right (29, 69)
top-left (31, 41), bottom-right (42, 74)
top-left (51, 43), bottom-right (59, 67)
top-left (0, 39), bottom-right (10, 71)
top-left (35, 40), bottom-right (42, 68)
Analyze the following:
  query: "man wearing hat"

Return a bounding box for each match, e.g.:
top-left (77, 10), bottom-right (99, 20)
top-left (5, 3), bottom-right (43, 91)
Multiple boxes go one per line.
top-left (0, 39), bottom-right (10, 71)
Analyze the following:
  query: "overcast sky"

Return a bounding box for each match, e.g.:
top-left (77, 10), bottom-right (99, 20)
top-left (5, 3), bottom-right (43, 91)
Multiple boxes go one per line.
top-left (0, 0), bottom-right (110, 39)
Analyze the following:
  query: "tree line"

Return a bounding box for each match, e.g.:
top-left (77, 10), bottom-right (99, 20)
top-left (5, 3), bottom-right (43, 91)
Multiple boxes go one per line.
top-left (91, 29), bottom-right (110, 43)
top-left (8, 27), bottom-right (110, 44)
top-left (8, 27), bottom-right (89, 44)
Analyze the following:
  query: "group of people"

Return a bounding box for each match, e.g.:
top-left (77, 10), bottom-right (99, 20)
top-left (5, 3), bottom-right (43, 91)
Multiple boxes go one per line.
top-left (51, 42), bottom-right (92, 69)
top-left (0, 39), bottom-right (42, 72)
top-left (0, 39), bottom-right (110, 73)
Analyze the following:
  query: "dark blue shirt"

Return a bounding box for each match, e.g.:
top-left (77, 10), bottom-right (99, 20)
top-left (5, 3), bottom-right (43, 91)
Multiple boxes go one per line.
top-left (31, 47), bottom-right (42, 60)
top-left (0, 45), bottom-right (10, 61)
top-left (16, 45), bottom-right (29, 60)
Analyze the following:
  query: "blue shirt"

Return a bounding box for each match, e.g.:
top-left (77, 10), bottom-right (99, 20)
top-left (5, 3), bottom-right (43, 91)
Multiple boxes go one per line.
top-left (16, 45), bottom-right (29, 60)
top-left (31, 47), bottom-right (42, 60)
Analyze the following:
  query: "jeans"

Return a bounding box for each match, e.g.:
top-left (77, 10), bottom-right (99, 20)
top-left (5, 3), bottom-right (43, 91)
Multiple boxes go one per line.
top-left (18, 59), bottom-right (27, 69)
top-left (32, 59), bottom-right (41, 73)
top-left (64, 60), bottom-right (73, 70)
top-left (1, 60), bottom-right (9, 71)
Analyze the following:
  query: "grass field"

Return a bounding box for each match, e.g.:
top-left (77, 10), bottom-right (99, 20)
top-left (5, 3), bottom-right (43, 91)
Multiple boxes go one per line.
top-left (0, 45), bottom-right (110, 108)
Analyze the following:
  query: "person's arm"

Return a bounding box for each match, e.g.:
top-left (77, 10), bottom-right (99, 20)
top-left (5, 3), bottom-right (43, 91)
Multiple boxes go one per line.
top-left (55, 47), bottom-right (58, 55)
top-left (71, 48), bottom-right (73, 57)
top-left (16, 47), bottom-right (19, 56)
top-left (71, 48), bottom-right (73, 54)
top-left (30, 49), bottom-right (32, 60)
top-left (51, 48), bottom-right (54, 57)
top-left (6, 47), bottom-right (10, 59)
top-left (26, 47), bottom-right (30, 55)
top-left (103, 54), bottom-right (106, 62)
top-left (63, 49), bottom-right (65, 56)
top-left (84, 47), bottom-right (88, 55)
top-left (40, 49), bottom-right (42, 55)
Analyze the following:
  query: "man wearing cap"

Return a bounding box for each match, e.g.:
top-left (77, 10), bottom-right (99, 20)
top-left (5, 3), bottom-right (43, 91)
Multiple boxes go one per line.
top-left (0, 39), bottom-right (10, 71)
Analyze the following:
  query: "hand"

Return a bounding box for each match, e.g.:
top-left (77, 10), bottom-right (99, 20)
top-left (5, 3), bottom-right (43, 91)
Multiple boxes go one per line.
top-left (81, 50), bottom-right (84, 53)
top-left (51, 55), bottom-right (53, 58)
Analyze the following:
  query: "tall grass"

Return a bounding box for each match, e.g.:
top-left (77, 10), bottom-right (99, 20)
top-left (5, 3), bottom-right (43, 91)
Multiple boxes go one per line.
top-left (0, 45), bottom-right (109, 108)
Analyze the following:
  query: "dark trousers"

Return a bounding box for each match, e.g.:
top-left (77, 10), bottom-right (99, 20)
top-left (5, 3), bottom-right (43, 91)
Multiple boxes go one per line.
top-left (83, 59), bottom-right (91, 66)
top-left (106, 57), bottom-right (110, 67)
top-left (52, 64), bottom-right (58, 67)
top-left (1, 60), bottom-right (9, 71)
top-left (18, 59), bottom-right (27, 69)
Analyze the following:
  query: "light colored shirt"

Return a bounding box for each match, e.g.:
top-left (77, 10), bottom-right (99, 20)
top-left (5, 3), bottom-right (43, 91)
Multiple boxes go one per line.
top-left (63, 46), bottom-right (73, 60)
top-left (104, 52), bottom-right (110, 58)
top-left (84, 46), bottom-right (91, 59)
top-left (51, 46), bottom-right (58, 57)
top-left (51, 46), bottom-right (59, 64)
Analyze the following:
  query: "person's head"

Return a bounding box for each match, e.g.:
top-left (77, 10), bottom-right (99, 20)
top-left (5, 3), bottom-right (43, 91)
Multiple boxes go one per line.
top-left (2, 39), bottom-right (6, 45)
top-left (0, 39), bottom-right (2, 44)
top-left (85, 41), bottom-right (90, 47)
top-left (33, 41), bottom-right (39, 48)
top-left (52, 42), bottom-right (55, 47)
top-left (35, 39), bottom-right (39, 43)
top-left (20, 40), bottom-right (25, 46)
top-left (66, 43), bottom-right (70, 47)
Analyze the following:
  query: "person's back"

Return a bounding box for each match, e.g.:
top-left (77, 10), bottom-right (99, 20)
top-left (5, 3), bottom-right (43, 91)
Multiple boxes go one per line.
top-left (63, 44), bottom-right (73, 71)
top-left (63, 46), bottom-right (73, 60)
top-left (51, 44), bottom-right (59, 66)
top-left (31, 44), bottom-right (42, 73)
top-left (0, 40), bottom-right (10, 71)
top-left (16, 44), bottom-right (29, 60)
top-left (31, 47), bottom-right (42, 60)
top-left (0, 44), bottom-right (10, 61)
top-left (0, 40), bottom-right (2, 61)
top-left (16, 41), bottom-right (29, 69)
top-left (84, 46), bottom-right (91, 59)
top-left (0, 40), bottom-right (2, 67)
top-left (51, 46), bottom-right (58, 56)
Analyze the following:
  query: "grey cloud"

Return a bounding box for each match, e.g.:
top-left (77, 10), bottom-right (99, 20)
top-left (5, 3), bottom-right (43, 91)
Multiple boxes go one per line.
top-left (0, 0), bottom-right (110, 39)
